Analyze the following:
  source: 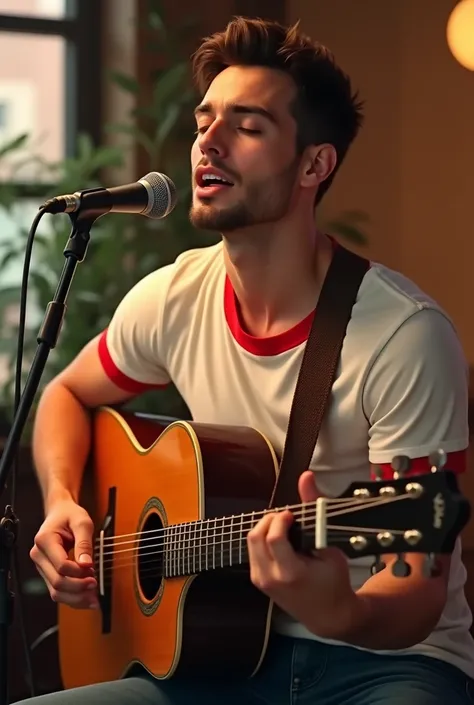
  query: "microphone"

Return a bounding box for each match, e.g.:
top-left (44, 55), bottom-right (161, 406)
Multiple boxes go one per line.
top-left (40, 171), bottom-right (177, 220)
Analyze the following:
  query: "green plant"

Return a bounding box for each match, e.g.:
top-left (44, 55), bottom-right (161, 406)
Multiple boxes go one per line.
top-left (0, 2), bottom-right (208, 420)
top-left (0, 2), bottom-right (368, 423)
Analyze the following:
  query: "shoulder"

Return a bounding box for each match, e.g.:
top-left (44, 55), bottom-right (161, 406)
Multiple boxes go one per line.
top-left (349, 259), bottom-right (462, 364)
top-left (113, 241), bottom-right (224, 314)
top-left (165, 241), bottom-right (224, 300)
top-left (354, 262), bottom-right (469, 462)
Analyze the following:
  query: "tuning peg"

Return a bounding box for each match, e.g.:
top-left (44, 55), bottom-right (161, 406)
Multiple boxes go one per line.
top-left (423, 553), bottom-right (442, 578)
top-left (372, 466), bottom-right (383, 481)
top-left (392, 554), bottom-right (412, 577)
top-left (370, 557), bottom-right (386, 575)
top-left (391, 455), bottom-right (411, 479)
top-left (428, 449), bottom-right (447, 473)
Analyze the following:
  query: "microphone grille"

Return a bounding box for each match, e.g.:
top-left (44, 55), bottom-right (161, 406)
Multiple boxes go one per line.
top-left (139, 172), bottom-right (177, 219)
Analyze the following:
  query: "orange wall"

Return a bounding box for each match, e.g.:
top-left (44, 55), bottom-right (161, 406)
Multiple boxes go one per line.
top-left (288, 0), bottom-right (474, 363)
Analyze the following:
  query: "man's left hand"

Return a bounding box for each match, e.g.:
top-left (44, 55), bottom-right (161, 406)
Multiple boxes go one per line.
top-left (247, 470), bottom-right (362, 639)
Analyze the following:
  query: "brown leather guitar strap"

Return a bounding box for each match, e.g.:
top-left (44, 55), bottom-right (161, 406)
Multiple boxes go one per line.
top-left (269, 244), bottom-right (370, 509)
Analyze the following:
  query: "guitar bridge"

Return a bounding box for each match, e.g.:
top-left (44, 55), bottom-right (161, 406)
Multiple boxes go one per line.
top-left (97, 486), bottom-right (116, 634)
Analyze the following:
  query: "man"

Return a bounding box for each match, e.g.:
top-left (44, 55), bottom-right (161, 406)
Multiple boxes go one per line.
top-left (18, 16), bottom-right (474, 705)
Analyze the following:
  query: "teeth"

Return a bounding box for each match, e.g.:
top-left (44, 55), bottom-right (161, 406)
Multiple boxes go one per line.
top-left (202, 174), bottom-right (230, 183)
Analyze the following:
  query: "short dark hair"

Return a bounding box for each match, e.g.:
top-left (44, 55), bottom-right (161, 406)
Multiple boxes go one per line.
top-left (192, 16), bottom-right (364, 205)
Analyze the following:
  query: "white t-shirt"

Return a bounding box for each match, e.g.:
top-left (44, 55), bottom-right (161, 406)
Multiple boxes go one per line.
top-left (98, 241), bottom-right (474, 677)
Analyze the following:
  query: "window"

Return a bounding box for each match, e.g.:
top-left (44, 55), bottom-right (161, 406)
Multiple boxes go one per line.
top-left (0, 0), bottom-right (102, 390)
top-left (0, 101), bottom-right (8, 129)
top-left (0, 0), bottom-right (102, 181)
top-left (0, 0), bottom-right (67, 19)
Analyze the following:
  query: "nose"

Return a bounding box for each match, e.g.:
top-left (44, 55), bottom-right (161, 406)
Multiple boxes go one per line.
top-left (198, 121), bottom-right (228, 160)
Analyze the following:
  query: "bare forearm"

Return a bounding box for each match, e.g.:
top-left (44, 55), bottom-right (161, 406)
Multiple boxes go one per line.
top-left (333, 559), bottom-right (447, 650)
top-left (32, 381), bottom-right (92, 512)
top-left (341, 588), bottom-right (444, 650)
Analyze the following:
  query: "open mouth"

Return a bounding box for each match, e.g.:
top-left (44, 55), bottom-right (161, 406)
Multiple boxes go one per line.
top-left (195, 169), bottom-right (235, 196)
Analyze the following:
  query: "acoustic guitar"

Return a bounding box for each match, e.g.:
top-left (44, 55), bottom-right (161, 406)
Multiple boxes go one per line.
top-left (58, 406), bottom-right (470, 688)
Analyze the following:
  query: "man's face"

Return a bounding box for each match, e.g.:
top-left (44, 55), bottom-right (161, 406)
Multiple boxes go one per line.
top-left (189, 65), bottom-right (302, 232)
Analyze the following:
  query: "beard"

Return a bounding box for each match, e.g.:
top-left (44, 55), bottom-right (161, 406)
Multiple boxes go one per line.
top-left (189, 158), bottom-right (300, 233)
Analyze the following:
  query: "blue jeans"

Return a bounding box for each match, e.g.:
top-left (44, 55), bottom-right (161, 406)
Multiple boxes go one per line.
top-left (13, 633), bottom-right (474, 704)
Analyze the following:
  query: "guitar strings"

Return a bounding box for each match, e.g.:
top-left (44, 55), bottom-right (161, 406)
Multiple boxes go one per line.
top-left (96, 494), bottom-right (410, 566)
top-left (92, 495), bottom-right (383, 546)
top-left (95, 493), bottom-right (411, 570)
top-left (97, 526), bottom-right (407, 576)
top-left (93, 493), bottom-right (406, 551)
top-left (95, 494), bottom-right (404, 560)
top-left (102, 524), bottom-right (404, 565)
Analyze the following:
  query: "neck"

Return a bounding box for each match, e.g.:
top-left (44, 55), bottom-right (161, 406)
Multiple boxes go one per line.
top-left (222, 212), bottom-right (334, 338)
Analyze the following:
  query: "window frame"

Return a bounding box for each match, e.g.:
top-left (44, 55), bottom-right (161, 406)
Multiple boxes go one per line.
top-left (0, 0), bottom-right (102, 193)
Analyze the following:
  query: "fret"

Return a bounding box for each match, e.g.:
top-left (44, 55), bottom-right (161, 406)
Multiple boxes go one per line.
top-left (181, 523), bottom-right (186, 575)
top-left (175, 524), bottom-right (179, 576)
top-left (180, 523), bottom-right (186, 575)
top-left (239, 513), bottom-right (244, 564)
top-left (192, 522), bottom-right (196, 574)
top-left (181, 523), bottom-right (186, 576)
top-left (168, 525), bottom-right (172, 577)
top-left (186, 523), bottom-right (191, 575)
top-left (176, 524), bottom-right (181, 576)
top-left (170, 526), bottom-right (176, 577)
top-left (205, 519), bottom-right (209, 571)
top-left (168, 525), bottom-right (173, 577)
top-left (229, 515), bottom-right (234, 567)
top-left (199, 520), bottom-right (204, 572)
top-left (171, 524), bottom-right (176, 577)
top-left (220, 516), bottom-right (225, 568)
top-left (212, 518), bottom-right (217, 569)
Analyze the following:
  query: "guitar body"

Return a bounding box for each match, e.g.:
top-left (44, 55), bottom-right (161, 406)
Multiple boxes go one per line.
top-left (58, 407), bottom-right (279, 688)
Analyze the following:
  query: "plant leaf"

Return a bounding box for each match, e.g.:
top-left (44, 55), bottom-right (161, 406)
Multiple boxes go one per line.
top-left (109, 71), bottom-right (139, 94)
top-left (0, 133), bottom-right (29, 158)
top-left (155, 103), bottom-right (181, 145)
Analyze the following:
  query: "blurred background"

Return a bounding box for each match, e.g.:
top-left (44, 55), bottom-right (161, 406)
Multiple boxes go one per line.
top-left (0, 0), bottom-right (473, 700)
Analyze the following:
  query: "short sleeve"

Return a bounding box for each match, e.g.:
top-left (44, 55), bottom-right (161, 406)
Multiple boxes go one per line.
top-left (98, 265), bottom-right (174, 393)
top-left (363, 307), bottom-right (469, 466)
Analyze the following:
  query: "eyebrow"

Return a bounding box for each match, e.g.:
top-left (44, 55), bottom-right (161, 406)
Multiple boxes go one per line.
top-left (193, 102), bottom-right (278, 125)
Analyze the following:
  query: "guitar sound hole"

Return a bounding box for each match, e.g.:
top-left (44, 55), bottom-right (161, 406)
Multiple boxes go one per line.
top-left (137, 511), bottom-right (163, 601)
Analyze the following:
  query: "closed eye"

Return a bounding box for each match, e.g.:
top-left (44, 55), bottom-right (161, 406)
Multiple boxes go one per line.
top-left (194, 125), bottom-right (262, 136)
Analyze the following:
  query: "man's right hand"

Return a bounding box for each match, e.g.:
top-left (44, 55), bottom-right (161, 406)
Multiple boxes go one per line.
top-left (30, 499), bottom-right (99, 609)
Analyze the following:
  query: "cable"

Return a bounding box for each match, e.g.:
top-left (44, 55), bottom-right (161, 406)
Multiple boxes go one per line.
top-left (8, 206), bottom-right (47, 698)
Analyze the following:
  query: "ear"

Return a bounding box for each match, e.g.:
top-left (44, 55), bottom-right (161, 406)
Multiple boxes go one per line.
top-left (300, 144), bottom-right (337, 189)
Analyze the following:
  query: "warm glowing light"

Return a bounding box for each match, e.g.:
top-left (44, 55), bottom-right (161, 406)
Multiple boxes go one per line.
top-left (447, 0), bottom-right (474, 71)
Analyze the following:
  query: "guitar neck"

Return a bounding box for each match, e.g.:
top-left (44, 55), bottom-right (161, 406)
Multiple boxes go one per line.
top-left (162, 503), bottom-right (323, 578)
top-left (99, 470), bottom-right (469, 584)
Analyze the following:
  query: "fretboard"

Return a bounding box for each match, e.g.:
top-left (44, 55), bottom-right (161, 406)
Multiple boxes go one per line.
top-left (161, 505), bottom-right (319, 577)
top-left (163, 514), bottom-right (256, 577)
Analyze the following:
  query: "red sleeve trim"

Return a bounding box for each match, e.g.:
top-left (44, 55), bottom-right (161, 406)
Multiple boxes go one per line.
top-left (372, 449), bottom-right (467, 480)
top-left (97, 329), bottom-right (168, 394)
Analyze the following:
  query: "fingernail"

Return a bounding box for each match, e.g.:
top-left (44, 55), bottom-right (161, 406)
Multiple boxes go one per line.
top-left (87, 583), bottom-right (96, 590)
top-left (89, 602), bottom-right (99, 609)
top-left (79, 554), bottom-right (92, 564)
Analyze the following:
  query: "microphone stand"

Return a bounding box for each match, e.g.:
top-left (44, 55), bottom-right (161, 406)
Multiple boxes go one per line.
top-left (0, 208), bottom-right (100, 705)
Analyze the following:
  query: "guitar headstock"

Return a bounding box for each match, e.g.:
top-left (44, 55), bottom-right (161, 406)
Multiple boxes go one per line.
top-left (292, 451), bottom-right (471, 579)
